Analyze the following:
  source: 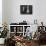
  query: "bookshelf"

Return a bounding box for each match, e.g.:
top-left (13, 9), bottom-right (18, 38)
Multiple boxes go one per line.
top-left (9, 25), bottom-right (30, 37)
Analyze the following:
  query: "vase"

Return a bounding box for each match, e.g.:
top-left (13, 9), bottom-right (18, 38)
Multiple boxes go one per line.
top-left (0, 38), bottom-right (5, 44)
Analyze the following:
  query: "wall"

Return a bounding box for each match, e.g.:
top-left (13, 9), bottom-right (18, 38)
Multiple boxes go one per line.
top-left (2, 0), bottom-right (8, 24)
top-left (2, 0), bottom-right (46, 26)
top-left (0, 0), bottom-right (2, 27)
top-left (8, 0), bottom-right (38, 24)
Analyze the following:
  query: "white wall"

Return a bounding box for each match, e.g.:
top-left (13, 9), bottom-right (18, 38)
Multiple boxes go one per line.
top-left (3, 0), bottom-right (46, 26)
top-left (0, 0), bottom-right (2, 27)
top-left (2, 0), bottom-right (8, 24)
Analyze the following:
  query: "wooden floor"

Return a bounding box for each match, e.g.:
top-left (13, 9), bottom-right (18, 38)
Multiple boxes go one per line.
top-left (0, 44), bottom-right (4, 46)
top-left (0, 44), bottom-right (46, 46)
top-left (40, 45), bottom-right (46, 46)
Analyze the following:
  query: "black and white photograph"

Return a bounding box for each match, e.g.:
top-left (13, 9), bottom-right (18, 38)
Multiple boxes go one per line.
top-left (20, 5), bottom-right (32, 14)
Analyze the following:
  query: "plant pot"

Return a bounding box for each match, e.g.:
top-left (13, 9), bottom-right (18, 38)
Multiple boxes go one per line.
top-left (0, 38), bottom-right (5, 44)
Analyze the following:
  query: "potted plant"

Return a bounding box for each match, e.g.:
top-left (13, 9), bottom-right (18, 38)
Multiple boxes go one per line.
top-left (0, 23), bottom-right (9, 44)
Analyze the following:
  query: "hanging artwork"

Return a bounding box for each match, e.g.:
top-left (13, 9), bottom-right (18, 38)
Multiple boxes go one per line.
top-left (20, 5), bottom-right (33, 14)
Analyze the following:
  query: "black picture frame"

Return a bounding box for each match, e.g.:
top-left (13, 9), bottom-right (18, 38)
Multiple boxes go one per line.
top-left (20, 5), bottom-right (33, 14)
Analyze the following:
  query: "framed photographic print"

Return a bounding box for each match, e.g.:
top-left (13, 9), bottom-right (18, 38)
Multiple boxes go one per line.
top-left (20, 5), bottom-right (33, 14)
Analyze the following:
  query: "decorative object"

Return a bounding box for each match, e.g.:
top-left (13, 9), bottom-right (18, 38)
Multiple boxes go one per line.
top-left (20, 5), bottom-right (32, 14)
top-left (0, 38), bottom-right (5, 44)
top-left (26, 27), bottom-right (32, 40)
top-left (34, 19), bottom-right (37, 24)
top-left (0, 22), bottom-right (9, 44)
top-left (0, 23), bottom-right (9, 38)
